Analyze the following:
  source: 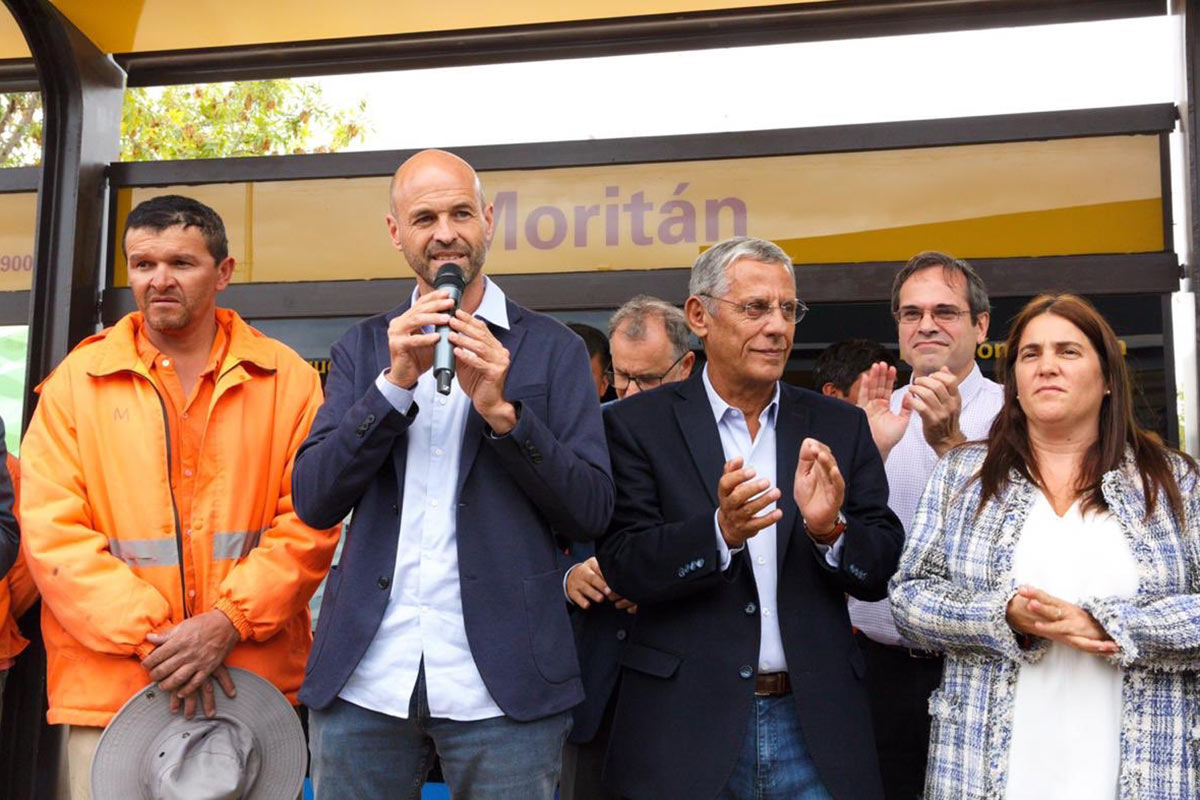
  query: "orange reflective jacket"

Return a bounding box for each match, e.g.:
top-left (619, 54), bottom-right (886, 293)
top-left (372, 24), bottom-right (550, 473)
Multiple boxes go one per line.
top-left (21, 310), bottom-right (338, 726)
top-left (0, 454), bottom-right (30, 666)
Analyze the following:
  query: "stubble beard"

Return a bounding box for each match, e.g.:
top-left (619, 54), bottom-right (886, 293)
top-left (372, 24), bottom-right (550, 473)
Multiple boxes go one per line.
top-left (143, 302), bottom-right (192, 333)
top-left (411, 243), bottom-right (487, 287)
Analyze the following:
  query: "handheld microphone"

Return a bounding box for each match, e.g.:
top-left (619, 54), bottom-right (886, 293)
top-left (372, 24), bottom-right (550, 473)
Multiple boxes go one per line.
top-left (433, 264), bottom-right (466, 395)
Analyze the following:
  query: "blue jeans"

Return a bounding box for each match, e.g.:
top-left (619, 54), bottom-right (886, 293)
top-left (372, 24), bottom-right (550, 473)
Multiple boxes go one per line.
top-left (717, 695), bottom-right (834, 800)
top-left (309, 669), bottom-right (571, 800)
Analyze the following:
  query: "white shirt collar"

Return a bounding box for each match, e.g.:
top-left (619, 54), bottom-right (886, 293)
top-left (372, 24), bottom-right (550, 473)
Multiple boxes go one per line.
top-left (410, 275), bottom-right (510, 331)
top-left (701, 364), bottom-right (780, 428)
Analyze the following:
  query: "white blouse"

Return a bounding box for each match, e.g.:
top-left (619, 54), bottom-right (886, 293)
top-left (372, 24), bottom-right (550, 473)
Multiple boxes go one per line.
top-left (1004, 494), bottom-right (1139, 800)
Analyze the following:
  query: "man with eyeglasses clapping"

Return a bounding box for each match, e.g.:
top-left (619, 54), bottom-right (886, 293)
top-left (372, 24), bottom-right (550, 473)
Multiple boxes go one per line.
top-left (851, 251), bottom-right (1003, 800)
top-left (594, 237), bottom-right (902, 800)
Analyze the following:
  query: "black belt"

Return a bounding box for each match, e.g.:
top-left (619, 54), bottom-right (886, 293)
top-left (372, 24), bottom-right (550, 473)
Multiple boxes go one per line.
top-left (856, 630), bottom-right (942, 661)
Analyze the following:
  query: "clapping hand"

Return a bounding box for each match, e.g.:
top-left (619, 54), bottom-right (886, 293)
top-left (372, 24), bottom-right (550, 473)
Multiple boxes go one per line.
top-left (716, 457), bottom-right (781, 550)
top-left (906, 367), bottom-right (965, 457)
top-left (793, 438), bottom-right (845, 544)
top-left (448, 310), bottom-right (517, 435)
top-left (856, 362), bottom-right (911, 460)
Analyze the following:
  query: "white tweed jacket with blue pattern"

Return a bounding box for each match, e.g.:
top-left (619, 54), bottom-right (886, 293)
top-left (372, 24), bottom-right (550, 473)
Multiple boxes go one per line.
top-left (889, 442), bottom-right (1200, 800)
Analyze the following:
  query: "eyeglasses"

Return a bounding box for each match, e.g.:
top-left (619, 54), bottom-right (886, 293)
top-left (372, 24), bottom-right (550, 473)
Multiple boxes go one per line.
top-left (607, 351), bottom-right (689, 393)
top-left (893, 305), bottom-right (972, 325)
top-left (698, 294), bottom-right (808, 324)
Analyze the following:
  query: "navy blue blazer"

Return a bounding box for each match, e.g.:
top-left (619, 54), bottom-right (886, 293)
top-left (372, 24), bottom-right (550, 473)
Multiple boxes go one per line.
top-left (562, 543), bottom-right (633, 745)
top-left (294, 295), bottom-right (614, 721)
top-left (597, 372), bottom-right (902, 800)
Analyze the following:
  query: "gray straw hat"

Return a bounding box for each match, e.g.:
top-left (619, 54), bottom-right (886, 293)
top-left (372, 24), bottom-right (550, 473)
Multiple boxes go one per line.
top-left (91, 667), bottom-right (306, 800)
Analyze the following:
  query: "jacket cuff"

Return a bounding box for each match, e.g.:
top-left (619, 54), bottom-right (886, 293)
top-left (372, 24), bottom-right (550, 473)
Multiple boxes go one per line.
top-left (214, 597), bottom-right (252, 642)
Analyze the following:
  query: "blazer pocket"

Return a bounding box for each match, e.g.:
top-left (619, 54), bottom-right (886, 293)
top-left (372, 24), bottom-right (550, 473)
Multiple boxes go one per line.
top-left (523, 568), bottom-right (581, 685)
top-left (306, 566), bottom-right (342, 673)
top-left (618, 641), bottom-right (682, 679)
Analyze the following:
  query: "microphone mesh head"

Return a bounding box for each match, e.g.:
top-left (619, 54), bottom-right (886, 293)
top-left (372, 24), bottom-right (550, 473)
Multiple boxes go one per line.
top-left (434, 264), bottom-right (466, 290)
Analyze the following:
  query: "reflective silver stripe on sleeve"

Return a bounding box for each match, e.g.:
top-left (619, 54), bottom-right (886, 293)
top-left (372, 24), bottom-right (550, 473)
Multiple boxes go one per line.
top-left (211, 528), bottom-right (267, 561)
top-left (107, 537), bottom-right (180, 567)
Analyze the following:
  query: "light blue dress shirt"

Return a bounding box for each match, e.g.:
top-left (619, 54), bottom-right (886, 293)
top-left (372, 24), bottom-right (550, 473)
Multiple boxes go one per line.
top-left (704, 367), bottom-right (843, 674)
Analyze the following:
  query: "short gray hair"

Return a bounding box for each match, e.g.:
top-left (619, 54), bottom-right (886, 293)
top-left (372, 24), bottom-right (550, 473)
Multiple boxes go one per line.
top-left (609, 295), bottom-right (691, 360)
top-left (689, 236), bottom-right (793, 305)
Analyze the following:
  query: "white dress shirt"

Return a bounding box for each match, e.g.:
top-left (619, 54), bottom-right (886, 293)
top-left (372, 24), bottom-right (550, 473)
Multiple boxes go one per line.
top-left (704, 368), bottom-right (842, 674)
top-left (850, 362), bottom-right (1003, 647)
top-left (339, 278), bottom-right (510, 721)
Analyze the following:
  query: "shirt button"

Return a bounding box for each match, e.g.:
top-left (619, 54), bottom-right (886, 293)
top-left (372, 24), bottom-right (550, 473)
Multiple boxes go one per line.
top-left (181, 412), bottom-right (188, 419)
top-left (429, 499), bottom-right (438, 507)
top-left (187, 589), bottom-right (195, 598)
top-left (763, 608), bottom-right (772, 617)
top-left (161, 358), bottom-right (171, 367)
top-left (761, 661), bottom-right (771, 671)
top-left (756, 556), bottom-right (765, 565)
top-left (434, 448), bottom-right (443, 457)
top-left (616, 629), bottom-right (627, 641)
top-left (185, 528), bottom-right (191, 536)
top-left (183, 468), bottom-right (193, 477)
top-left (739, 665), bottom-right (754, 680)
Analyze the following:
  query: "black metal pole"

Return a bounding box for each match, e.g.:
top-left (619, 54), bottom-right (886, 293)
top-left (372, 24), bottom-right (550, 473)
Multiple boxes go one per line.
top-left (0, 1), bottom-right (122, 797)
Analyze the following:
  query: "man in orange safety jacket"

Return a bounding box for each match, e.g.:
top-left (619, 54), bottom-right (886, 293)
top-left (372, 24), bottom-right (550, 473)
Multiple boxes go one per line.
top-left (20, 195), bottom-right (338, 800)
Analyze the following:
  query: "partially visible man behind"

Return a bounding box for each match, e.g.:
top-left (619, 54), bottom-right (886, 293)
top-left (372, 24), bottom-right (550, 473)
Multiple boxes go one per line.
top-left (607, 295), bottom-right (695, 400)
top-left (562, 294), bottom-right (693, 800)
top-left (813, 339), bottom-right (895, 402)
top-left (599, 237), bottom-right (903, 799)
top-left (850, 250), bottom-right (1002, 800)
top-left (0, 451), bottom-right (27, 732)
top-left (294, 150), bottom-right (612, 800)
top-left (568, 322), bottom-right (614, 401)
top-left (20, 195), bottom-right (337, 800)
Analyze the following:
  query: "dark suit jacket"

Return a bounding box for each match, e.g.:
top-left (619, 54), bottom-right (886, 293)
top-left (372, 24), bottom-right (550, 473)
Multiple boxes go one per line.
top-left (294, 295), bottom-right (614, 721)
top-left (0, 419), bottom-right (17, 580)
top-left (562, 542), bottom-right (632, 745)
top-left (597, 372), bottom-right (902, 800)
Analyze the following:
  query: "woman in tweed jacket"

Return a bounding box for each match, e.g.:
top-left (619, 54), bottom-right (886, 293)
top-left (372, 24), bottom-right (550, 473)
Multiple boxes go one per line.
top-left (890, 294), bottom-right (1200, 800)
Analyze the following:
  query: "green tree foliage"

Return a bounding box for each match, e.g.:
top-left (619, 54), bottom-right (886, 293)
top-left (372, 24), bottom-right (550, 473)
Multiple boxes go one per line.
top-left (0, 79), bottom-right (368, 167)
top-left (0, 92), bottom-right (43, 167)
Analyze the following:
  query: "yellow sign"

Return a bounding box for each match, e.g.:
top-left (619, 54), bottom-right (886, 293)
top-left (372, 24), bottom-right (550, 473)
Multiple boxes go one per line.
top-left (113, 133), bottom-right (1163, 286)
top-left (0, 193), bottom-right (36, 292)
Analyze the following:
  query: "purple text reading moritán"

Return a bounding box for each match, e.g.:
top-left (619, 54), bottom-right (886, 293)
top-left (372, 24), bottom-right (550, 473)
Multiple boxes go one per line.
top-left (492, 183), bottom-right (748, 250)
